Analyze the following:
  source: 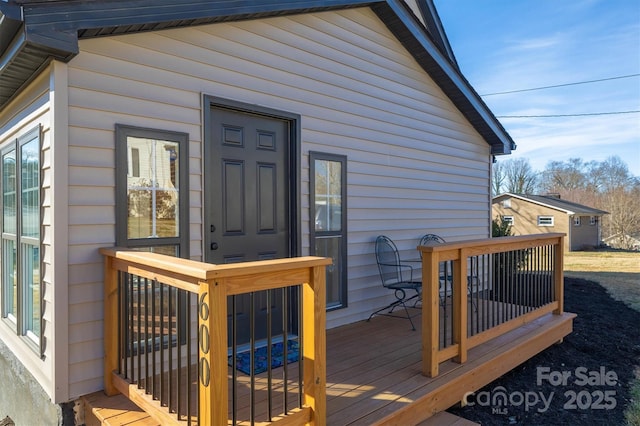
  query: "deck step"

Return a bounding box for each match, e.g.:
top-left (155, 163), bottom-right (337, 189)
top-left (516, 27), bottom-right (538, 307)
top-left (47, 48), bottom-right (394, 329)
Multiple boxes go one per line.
top-left (367, 312), bottom-right (575, 425)
top-left (82, 392), bottom-right (159, 426)
top-left (417, 411), bottom-right (479, 426)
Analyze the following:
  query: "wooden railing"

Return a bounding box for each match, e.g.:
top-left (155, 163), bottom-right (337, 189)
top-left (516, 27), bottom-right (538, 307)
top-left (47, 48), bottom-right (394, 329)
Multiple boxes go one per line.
top-left (418, 233), bottom-right (565, 377)
top-left (101, 248), bottom-right (331, 425)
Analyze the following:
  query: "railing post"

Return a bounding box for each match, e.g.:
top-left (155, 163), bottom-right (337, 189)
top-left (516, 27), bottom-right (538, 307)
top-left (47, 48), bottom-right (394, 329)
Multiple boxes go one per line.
top-left (453, 249), bottom-right (468, 364)
top-left (198, 278), bottom-right (228, 426)
top-left (554, 236), bottom-right (565, 314)
top-left (103, 254), bottom-right (119, 396)
top-left (421, 249), bottom-right (440, 377)
top-left (303, 265), bottom-right (327, 425)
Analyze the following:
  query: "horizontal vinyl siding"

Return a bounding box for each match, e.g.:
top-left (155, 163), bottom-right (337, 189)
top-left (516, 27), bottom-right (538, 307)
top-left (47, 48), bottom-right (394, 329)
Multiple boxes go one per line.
top-left (66, 7), bottom-right (491, 393)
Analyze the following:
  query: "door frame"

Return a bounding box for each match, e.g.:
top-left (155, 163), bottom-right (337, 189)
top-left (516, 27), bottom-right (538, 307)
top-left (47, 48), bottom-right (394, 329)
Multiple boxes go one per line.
top-left (202, 95), bottom-right (301, 262)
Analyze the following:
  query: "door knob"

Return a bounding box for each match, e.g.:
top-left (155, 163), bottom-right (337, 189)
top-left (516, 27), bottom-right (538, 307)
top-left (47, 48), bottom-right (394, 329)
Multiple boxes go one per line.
top-left (211, 242), bottom-right (219, 250)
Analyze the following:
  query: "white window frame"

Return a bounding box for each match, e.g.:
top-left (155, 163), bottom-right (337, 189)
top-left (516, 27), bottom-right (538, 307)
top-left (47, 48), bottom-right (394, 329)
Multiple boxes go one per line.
top-left (538, 215), bottom-right (554, 226)
top-left (590, 216), bottom-right (597, 226)
top-left (502, 215), bottom-right (514, 225)
top-left (502, 198), bottom-right (511, 208)
top-left (573, 216), bottom-right (581, 226)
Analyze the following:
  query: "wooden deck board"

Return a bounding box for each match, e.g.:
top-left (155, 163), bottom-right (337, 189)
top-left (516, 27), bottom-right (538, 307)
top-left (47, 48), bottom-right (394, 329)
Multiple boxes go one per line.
top-left (416, 411), bottom-right (479, 425)
top-left (83, 392), bottom-right (159, 426)
top-left (85, 310), bottom-right (574, 425)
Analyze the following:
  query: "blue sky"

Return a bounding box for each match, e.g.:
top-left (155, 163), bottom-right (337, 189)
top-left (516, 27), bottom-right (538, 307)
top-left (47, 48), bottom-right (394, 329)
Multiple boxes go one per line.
top-left (435, 0), bottom-right (640, 176)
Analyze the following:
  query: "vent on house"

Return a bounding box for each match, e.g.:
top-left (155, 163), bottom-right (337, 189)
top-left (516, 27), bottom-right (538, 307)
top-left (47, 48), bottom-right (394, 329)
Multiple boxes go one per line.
top-left (538, 216), bottom-right (554, 226)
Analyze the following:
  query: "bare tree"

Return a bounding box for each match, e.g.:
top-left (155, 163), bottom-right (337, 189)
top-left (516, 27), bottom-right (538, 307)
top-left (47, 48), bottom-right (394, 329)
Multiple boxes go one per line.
top-left (540, 158), bottom-right (589, 196)
top-left (539, 156), bottom-right (640, 245)
top-left (492, 161), bottom-right (506, 196)
top-left (592, 157), bottom-right (640, 244)
top-left (501, 158), bottom-right (538, 194)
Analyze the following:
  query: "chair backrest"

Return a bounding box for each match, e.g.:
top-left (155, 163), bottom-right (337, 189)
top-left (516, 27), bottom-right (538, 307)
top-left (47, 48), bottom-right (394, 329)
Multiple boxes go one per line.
top-left (375, 235), bottom-right (403, 287)
top-left (420, 233), bottom-right (446, 245)
top-left (419, 234), bottom-right (445, 259)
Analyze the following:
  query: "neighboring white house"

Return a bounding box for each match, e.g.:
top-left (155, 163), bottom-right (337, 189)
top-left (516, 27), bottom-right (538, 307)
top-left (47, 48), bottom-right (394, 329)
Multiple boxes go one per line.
top-left (0, 1), bottom-right (515, 424)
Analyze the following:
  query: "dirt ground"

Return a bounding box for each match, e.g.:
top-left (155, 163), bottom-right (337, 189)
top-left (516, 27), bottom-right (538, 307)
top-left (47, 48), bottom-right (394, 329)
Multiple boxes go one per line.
top-left (448, 251), bottom-right (640, 425)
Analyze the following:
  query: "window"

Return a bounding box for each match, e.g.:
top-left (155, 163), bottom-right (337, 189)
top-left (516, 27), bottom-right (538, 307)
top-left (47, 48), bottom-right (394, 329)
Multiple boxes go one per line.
top-left (538, 216), bottom-right (554, 226)
top-left (573, 216), bottom-right (581, 226)
top-left (1, 126), bottom-right (41, 350)
top-left (310, 152), bottom-right (347, 310)
top-left (502, 215), bottom-right (514, 225)
top-left (590, 216), bottom-right (597, 226)
top-left (115, 125), bottom-right (189, 255)
top-left (116, 125), bottom-right (189, 348)
top-left (502, 198), bottom-right (511, 208)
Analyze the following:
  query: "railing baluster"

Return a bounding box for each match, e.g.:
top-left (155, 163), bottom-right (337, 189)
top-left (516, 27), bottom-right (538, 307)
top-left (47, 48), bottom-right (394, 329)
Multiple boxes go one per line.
top-left (283, 287), bottom-right (289, 414)
top-left (186, 291), bottom-right (192, 426)
top-left (231, 295), bottom-right (237, 426)
top-left (168, 286), bottom-right (174, 413)
top-left (144, 278), bottom-right (149, 394)
top-left (267, 289), bottom-right (273, 421)
top-left (160, 282), bottom-right (165, 407)
top-left (177, 289), bottom-right (183, 421)
top-left (297, 285), bottom-right (303, 409)
top-left (128, 274), bottom-right (133, 381)
top-left (136, 276), bottom-right (142, 387)
top-left (250, 292), bottom-right (255, 425)
top-left (117, 271), bottom-right (123, 375)
top-left (151, 279), bottom-right (156, 399)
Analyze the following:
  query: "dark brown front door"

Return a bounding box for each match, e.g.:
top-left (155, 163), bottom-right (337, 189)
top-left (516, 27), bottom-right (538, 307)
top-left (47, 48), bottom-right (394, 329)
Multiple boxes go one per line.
top-left (206, 106), bottom-right (290, 264)
top-left (205, 103), bottom-right (294, 345)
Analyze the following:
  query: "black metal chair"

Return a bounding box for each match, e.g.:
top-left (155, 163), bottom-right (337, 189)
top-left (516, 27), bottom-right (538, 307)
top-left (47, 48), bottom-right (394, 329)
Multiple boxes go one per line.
top-left (368, 235), bottom-right (422, 330)
top-left (419, 233), bottom-right (477, 311)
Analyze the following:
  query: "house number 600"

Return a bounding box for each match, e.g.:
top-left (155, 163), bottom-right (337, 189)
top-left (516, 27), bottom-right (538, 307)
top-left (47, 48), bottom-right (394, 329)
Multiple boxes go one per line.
top-left (198, 292), bottom-right (210, 387)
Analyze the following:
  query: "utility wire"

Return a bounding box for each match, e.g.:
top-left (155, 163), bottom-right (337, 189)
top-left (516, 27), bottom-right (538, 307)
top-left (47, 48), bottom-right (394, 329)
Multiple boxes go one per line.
top-left (481, 73), bottom-right (640, 96)
top-left (497, 110), bottom-right (640, 118)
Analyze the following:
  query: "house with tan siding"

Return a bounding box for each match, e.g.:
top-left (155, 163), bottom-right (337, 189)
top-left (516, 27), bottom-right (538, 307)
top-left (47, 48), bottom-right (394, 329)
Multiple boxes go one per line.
top-left (0, 1), bottom-right (523, 424)
top-left (492, 193), bottom-right (608, 251)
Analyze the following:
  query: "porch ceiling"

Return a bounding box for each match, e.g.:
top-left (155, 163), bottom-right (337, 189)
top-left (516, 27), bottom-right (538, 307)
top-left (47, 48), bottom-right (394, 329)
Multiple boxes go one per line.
top-left (0, 0), bottom-right (515, 155)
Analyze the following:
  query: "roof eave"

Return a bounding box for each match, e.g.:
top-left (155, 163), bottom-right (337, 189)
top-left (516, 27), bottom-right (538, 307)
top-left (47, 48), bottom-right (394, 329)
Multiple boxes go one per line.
top-left (373, 1), bottom-right (514, 155)
top-left (493, 193), bottom-right (609, 216)
top-left (0, 0), bottom-right (517, 154)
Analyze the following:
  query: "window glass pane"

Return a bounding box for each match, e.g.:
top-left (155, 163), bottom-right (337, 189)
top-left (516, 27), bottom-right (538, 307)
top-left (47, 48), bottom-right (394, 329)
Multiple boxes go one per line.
top-left (2, 238), bottom-right (17, 321)
top-left (3, 150), bottom-right (16, 234)
top-left (314, 160), bottom-right (342, 232)
top-left (22, 244), bottom-right (40, 339)
top-left (126, 137), bottom-right (179, 239)
top-left (128, 189), bottom-right (152, 238)
top-left (21, 138), bottom-right (39, 238)
top-left (20, 135), bottom-right (40, 340)
top-left (2, 149), bottom-right (17, 321)
top-left (315, 236), bottom-right (343, 309)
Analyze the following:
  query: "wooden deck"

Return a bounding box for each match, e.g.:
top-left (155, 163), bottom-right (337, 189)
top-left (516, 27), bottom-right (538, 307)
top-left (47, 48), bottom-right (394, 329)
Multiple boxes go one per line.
top-left (84, 308), bottom-right (574, 425)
